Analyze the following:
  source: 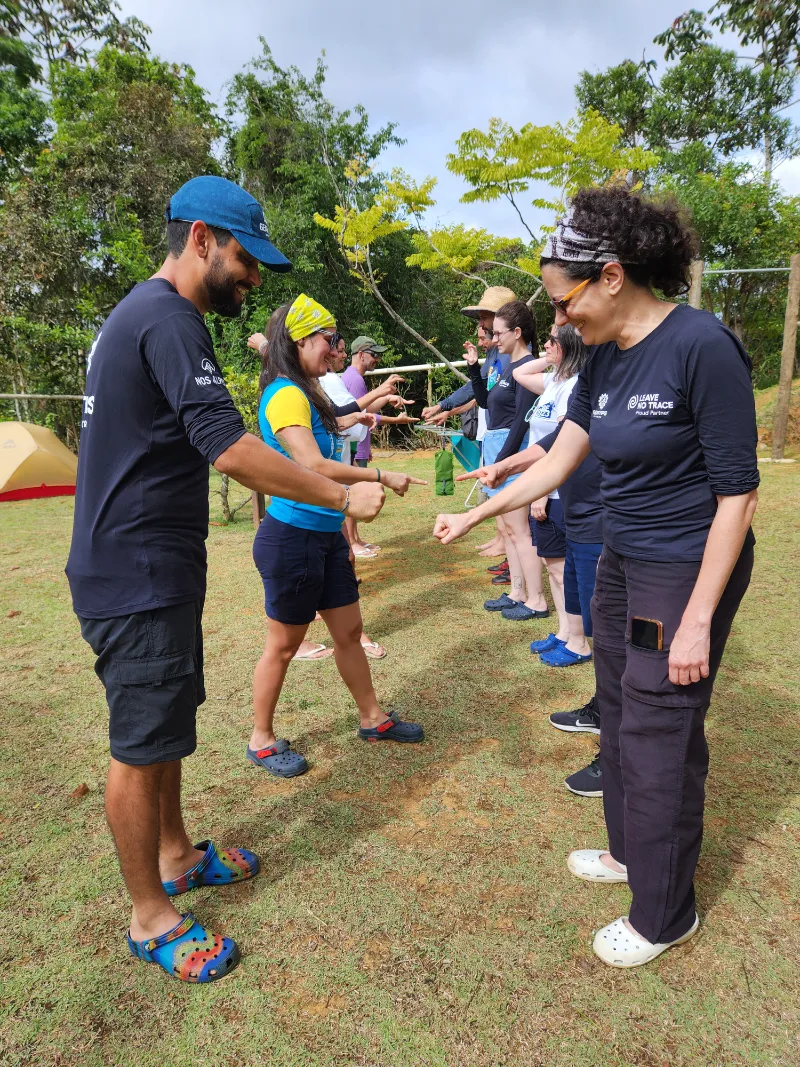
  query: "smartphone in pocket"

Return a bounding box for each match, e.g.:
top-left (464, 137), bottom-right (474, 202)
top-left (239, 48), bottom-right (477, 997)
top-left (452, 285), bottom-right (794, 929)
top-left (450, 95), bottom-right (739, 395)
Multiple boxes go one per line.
top-left (630, 616), bottom-right (664, 651)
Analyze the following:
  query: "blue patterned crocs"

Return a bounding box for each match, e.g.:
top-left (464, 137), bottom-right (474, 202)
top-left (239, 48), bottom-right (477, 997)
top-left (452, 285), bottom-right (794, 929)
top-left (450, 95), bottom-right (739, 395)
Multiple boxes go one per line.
top-left (162, 840), bottom-right (260, 897)
top-left (127, 912), bottom-right (240, 982)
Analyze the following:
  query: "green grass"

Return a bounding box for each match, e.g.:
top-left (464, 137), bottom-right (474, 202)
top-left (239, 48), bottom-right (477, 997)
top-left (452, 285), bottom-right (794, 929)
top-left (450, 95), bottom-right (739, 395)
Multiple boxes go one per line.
top-left (1, 454), bottom-right (799, 1067)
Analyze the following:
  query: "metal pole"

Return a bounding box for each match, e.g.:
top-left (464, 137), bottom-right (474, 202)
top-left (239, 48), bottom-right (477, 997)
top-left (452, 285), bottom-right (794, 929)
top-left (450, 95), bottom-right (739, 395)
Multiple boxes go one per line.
top-left (772, 253), bottom-right (800, 460)
top-left (688, 260), bottom-right (704, 309)
top-left (427, 366), bottom-right (433, 407)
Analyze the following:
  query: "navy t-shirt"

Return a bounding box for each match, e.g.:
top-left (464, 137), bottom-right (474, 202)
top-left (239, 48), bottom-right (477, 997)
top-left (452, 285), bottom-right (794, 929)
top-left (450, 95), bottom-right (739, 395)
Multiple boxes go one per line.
top-left (468, 354), bottom-right (535, 461)
top-left (565, 304), bottom-right (759, 562)
top-left (66, 278), bottom-right (247, 619)
top-left (538, 425), bottom-right (603, 544)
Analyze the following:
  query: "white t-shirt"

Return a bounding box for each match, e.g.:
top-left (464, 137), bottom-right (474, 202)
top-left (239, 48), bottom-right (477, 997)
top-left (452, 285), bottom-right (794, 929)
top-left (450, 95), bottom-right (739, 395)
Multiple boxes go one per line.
top-left (319, 371), bottom-right (367, 465)
top-left (526, 373), bottom-right (579, 499)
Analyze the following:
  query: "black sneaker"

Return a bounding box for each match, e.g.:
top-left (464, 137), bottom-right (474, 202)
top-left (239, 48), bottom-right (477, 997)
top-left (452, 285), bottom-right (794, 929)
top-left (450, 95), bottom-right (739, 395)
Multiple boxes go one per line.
top-left (491, 572), bottom-right (511, 585)
top-left (484, 592), bottom-right (518, 612)
top-left (487, 558), bottom-right (509, 574)
top-left (549, 695), bottom-right (600, 734)
top-left (565, 752), bottom-right (603, 797)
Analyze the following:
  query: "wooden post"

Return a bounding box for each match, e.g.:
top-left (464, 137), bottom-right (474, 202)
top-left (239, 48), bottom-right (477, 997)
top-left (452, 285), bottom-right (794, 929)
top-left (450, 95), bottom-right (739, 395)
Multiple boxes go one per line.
top-left (251, 491), bottom-right (265, 530)
top-left (427, 366), bottom-right (433, 407)
top-left (688, 259), bottom-right (704, 309)
top-left (772, 252), bottom-right (800, 460)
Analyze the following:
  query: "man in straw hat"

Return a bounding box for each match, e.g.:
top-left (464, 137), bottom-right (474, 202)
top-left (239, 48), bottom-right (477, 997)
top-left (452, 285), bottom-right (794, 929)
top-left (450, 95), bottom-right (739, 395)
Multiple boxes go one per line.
top-left (421, 285), bottom-right (517, 559)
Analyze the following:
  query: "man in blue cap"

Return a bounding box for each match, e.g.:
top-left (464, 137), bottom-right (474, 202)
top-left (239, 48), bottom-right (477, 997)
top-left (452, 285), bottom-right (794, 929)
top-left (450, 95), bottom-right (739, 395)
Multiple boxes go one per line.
top-left (66, 176), bottom-right (385, 982)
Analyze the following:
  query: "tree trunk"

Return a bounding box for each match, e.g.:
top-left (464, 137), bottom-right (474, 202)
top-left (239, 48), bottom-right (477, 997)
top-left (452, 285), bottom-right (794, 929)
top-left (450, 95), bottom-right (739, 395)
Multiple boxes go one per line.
top-left (251, 491), bottom-right (265, 530)
top-left (220, 473), bottom-right (231, 523)
top-left (772, 253), bottom-right (800, 460)
top-left (688, 259), bottom-right (704, 309)
top-left (764, 126), bottom-right (772, 185)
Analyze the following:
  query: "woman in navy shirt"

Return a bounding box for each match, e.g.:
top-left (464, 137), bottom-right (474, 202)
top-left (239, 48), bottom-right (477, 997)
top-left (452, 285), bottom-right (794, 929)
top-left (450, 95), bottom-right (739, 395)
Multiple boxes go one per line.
top-left (467, 300), bottom-right (551, 621)
top-left (434, 186), bottom-right (759, 968)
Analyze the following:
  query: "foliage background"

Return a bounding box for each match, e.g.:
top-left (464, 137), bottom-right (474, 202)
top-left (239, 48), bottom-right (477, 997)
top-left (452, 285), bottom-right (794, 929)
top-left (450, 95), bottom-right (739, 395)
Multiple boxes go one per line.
top-left (1, 1), bottom-right (799, 434)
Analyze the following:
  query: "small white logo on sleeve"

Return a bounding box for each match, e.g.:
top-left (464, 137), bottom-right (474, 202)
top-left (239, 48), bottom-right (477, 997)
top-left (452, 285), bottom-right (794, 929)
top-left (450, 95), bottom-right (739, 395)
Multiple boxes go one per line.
top-left (592, 392), bottom-right (609, 418)
top-left (598, 393), bottom-right (608, 409)
top-left (195, 356), bottom-right (224, 387)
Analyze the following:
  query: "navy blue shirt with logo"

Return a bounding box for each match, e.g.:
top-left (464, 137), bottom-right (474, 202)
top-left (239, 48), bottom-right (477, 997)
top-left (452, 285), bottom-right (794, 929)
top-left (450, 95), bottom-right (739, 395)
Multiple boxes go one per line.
top-left (66, 278), bottom-right (247, 619)
top-left (565, 304), bottom-right (759, 562)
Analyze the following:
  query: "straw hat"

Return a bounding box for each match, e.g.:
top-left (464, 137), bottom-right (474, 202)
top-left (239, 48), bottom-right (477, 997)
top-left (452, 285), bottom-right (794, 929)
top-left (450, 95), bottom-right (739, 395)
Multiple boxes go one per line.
top-left (460, 285), bottom-right (517, 319)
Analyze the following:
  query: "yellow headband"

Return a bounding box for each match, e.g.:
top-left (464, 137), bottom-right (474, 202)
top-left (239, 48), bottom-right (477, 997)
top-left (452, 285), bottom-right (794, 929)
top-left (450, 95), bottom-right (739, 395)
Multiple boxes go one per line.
top-left (285, 293), bottom-right (336, 342)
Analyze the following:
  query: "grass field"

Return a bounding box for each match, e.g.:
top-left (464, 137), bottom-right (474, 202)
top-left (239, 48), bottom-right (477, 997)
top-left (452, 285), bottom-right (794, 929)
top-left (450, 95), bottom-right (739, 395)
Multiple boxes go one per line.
top-left (1, 454), bottom-right (799, 1067)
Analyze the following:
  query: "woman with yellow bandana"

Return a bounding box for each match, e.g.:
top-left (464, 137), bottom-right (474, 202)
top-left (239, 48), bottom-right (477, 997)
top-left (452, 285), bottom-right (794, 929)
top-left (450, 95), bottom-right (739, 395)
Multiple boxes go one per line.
top-left (247, 295), bottom-right (427, 777)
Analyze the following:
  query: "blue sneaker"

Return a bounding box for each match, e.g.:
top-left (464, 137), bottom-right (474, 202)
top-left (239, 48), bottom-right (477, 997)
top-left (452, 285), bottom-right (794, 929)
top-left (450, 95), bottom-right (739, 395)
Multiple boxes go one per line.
top-left (530, 633), bottom-right (564, 654)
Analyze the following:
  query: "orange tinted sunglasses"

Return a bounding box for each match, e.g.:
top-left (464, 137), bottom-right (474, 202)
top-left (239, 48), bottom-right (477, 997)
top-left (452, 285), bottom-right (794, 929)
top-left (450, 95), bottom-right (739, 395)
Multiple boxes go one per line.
top-left (549, 278), bottom-right (591, 314)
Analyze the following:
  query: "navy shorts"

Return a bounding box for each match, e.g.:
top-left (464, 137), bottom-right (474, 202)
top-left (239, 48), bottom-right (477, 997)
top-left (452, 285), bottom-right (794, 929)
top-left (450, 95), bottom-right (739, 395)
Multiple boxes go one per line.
top-left (530, 498), bottom-right (567, 558)
top-left (564, 539), bottom-right (603, 636)
top-left (78, 600), bottom-right (204, 766)
top-left (253, 513), bottom-right (359, 625)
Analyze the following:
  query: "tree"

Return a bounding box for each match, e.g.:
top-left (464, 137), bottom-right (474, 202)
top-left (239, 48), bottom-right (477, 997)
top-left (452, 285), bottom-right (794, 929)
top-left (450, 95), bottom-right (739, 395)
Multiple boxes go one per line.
top-left (0, 0), bottom-right (148, 70)
top-left (655, 7), bottom-right (799, 182)
top-left (445, 110), bottom-right (658, 242)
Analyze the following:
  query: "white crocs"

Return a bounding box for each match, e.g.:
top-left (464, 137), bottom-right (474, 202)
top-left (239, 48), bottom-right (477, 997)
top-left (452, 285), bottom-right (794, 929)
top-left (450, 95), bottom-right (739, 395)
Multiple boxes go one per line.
top-left (567, 849), bottom-right (628, 883)
top-left (593, 914), bottom-right (700, 968)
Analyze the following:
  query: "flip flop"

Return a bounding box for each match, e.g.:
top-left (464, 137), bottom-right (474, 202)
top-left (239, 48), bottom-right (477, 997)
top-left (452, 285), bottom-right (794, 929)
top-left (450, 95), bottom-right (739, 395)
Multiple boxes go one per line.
top-left (363, 544), bottom-right (382, 552)
top-left (292, 643), bottom-right (335, 661)
top-left (162, 840), bottom-right (260, 897)
top-left (352, 546), bottom-right (379, 559)
top-left (127, 912), bottom-right (240, 983)
top-left (361, 639), bottom-right (387, 659)
top-left (246, 739), bottom-right (309, 777)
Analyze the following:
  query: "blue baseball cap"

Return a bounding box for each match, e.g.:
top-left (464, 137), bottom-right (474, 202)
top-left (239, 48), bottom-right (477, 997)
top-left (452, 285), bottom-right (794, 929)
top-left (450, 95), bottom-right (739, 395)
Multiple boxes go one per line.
top-left (166, 175), bottom-right (292, 273)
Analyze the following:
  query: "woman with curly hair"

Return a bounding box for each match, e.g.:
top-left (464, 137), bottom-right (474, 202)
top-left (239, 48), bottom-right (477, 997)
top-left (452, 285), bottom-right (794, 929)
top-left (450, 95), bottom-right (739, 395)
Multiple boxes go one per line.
top-left (434, 185), bottom-right (759, 967)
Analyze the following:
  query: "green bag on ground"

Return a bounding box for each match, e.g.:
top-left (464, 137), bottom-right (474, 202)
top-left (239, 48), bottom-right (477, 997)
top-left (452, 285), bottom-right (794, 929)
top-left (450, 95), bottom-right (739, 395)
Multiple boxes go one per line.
top-left (434, 448), bottom-right (454, 496)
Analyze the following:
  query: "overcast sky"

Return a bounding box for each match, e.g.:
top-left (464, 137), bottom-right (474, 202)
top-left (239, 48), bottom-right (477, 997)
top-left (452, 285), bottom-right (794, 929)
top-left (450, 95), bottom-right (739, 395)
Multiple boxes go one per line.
top-left (119, 0), bottom-right (800, 238)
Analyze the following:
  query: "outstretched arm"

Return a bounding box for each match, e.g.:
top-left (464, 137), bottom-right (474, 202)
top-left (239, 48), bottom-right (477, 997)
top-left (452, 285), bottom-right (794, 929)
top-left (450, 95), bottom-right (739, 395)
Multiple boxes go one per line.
top-left (214, 433), bottom-right (385, 521)
top-left (433, 420), bottom-right (590, 543)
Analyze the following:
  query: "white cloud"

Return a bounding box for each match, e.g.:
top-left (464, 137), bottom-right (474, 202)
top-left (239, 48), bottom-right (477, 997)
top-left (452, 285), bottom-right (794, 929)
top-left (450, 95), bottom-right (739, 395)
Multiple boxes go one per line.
top-left (118, 0), bottom-right (800, 236)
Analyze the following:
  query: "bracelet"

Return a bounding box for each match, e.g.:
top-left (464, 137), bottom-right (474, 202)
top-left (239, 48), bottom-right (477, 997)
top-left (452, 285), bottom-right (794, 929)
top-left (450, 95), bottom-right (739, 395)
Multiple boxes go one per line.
top-left (341, 485), bottom-right (350, 513)
top-left (375, 468), bottom-right (381, 484)
top-left (258, 340), bottom-right (268, 358)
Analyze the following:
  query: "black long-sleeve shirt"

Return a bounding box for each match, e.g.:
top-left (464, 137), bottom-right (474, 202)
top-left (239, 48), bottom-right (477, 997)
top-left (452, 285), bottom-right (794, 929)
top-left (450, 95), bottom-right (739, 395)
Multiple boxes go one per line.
top-left (566, 304), bottom-right (759, 562)
top-left (468, 354), bottom-right (535, 462)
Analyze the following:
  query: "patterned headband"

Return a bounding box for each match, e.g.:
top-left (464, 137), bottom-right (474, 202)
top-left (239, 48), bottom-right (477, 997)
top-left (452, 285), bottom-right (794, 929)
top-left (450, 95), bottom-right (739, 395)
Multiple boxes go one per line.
top-left (285, 293), bottom-right (336, 342)
top-left (543, 209), bottom-right (620, 264)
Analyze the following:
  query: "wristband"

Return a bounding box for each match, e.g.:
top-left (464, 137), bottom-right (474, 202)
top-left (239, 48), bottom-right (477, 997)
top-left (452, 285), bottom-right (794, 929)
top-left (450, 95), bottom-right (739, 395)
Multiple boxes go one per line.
top-left (375, 468), bottom-right (381, 484)
top-left (341, 485), bottom-right (350, 513)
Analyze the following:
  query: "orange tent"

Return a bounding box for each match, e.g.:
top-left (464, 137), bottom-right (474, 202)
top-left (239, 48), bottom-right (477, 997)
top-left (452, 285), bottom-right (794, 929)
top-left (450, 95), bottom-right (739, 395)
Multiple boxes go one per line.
top-left (0, 421), bottom-right (78, 502)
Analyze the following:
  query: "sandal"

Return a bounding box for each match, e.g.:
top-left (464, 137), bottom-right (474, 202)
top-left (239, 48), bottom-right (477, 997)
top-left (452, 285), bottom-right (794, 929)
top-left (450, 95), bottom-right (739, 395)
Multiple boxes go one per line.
top-left (540, 645), bottom-right (592, 667)
top-left (361, 639), bottom-right (387, 660)
top-left (567, 849), bottom-right (628, 883)
top-left (293, 643), bottom-right (335, 661)
top-left (352, 545), bottom-right (379, 558)
top-left (500, 603), bottom-right (550, 621)
top-left (593, 914), bottom-right (699, 968)
top-left (246, 739), bottom-right (309, 777)
top-left (127, 912), bottom-right (240, 983)
top-left (530, 633), bottom-right (564, 654)
top-left (359, 709), bottom-right (424, 744)
top-left (162, 840), bottom-right (260, 897)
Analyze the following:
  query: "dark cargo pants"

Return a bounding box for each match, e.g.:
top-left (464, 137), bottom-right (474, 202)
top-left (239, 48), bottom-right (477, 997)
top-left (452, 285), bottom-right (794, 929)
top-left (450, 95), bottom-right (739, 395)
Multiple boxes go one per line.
top-left (591, 544), bottom-right (753, 944)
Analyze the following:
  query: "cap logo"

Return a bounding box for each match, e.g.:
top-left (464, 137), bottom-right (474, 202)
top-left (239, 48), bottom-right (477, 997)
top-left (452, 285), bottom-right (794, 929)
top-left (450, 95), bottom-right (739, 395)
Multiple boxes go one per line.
top-left (259, 222), bottom-right (268, 233)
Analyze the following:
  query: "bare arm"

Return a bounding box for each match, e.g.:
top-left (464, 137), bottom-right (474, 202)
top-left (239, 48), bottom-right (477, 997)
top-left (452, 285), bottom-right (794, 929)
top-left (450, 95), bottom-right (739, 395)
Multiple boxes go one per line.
top-left (457, 441), bottom-right (546, 484)
top-left (433, 420), bottom-right (590, 543)
top-left (278, 425), bottom-right (426, 496)
top-left (214, 433), bottom-right (385, 522)
top-left (668, 491), bottom-right (757, 685)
